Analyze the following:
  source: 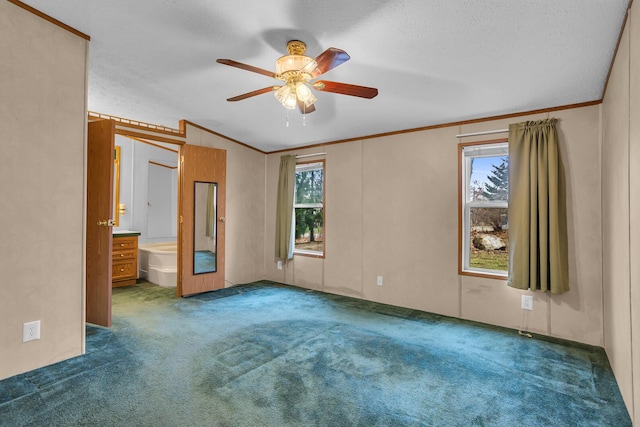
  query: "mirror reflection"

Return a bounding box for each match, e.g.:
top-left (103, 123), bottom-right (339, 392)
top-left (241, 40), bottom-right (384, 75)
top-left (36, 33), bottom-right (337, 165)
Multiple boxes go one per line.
top-left (113, 146), bottom-right (121, 226)
top-left (194, 182), bottom-right (217, 274)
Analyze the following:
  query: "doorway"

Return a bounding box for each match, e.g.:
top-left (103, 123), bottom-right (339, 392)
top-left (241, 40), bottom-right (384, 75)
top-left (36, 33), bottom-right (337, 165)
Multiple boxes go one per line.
top-left (115, 136), bottom-right (179, 242)
top-left (86, 118), bottom-right (227, 325)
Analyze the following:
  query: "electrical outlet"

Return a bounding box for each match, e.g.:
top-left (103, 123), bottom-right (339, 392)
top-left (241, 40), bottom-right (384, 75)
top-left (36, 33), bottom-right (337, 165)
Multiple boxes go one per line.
top-left (376, 276), bottom-right (383, 286)
top-left (521, 295), bottom-right (533, 311)
top-left (23, 320), bottom-right (40, 343)
top-left (277, 260), bottom-right (283, 270)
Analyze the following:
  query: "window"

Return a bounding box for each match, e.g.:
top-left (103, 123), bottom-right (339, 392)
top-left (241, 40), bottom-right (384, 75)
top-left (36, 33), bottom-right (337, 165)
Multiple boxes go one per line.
top-left (293, 160), bottom-right (324, 257)
top-left (459, 141), bottom-right (508, 278)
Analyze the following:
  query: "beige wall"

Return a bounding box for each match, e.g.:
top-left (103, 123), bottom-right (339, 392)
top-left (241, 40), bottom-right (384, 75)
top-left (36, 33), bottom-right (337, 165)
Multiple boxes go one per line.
top-left (265, 105), bottom-right (604, 346)
top-left (2, 2), bottom-right (636, 422)
top-left (184, 125), bottom-right (266, 285)
top-left (602, 2), bottom-right (639, 424)
top-left (631, 5), bottom-right (640, 423)
top-left (0, 2), bottom-right (88, 379)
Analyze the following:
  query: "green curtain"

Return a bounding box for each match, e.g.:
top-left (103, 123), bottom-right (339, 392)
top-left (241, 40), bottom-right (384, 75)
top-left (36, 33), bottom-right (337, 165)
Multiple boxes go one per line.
top-left (508, 119), bottom-right (569, 294)
top-left (275, 155), bottom-right (296, 259)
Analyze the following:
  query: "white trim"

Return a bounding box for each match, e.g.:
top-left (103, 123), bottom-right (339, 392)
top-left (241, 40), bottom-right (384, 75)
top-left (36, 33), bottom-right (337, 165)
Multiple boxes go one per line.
top-left (461, 143), bottom-right (509, 275)
top-left (296, 152), bottom-right (326, 159)
top-left (456, 129), bottom-right (509, 138)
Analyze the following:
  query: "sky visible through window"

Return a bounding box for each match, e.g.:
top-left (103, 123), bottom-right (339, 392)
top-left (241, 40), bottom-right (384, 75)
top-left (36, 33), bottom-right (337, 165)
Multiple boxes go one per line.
top-left (471, 156), bottom-right (503, 185)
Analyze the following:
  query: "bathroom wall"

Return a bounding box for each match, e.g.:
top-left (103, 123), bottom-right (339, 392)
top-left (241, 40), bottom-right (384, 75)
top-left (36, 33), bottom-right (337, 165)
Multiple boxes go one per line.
top-left (114, 135), bottom-right (179, 244)
top-left (0, 1), bottom-right (88, 380)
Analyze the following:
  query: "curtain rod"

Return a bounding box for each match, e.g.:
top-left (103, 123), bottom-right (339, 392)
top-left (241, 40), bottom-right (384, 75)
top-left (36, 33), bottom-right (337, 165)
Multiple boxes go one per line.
top-left (455, 129), bottom-right (509, 138)
top-left (296, 152), bottom-right (326, 159)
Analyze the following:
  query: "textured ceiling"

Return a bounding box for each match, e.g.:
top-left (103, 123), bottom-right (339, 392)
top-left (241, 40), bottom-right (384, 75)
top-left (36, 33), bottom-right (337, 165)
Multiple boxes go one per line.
top-left (22, 0), bottom-right (630, 152)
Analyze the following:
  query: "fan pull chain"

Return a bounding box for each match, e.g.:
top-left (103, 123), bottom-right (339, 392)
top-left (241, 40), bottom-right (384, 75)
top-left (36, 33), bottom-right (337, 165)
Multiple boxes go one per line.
top-left (302, 114), bottom-right (306, 127)
top-left (285, 113), bottom-right (290, 128)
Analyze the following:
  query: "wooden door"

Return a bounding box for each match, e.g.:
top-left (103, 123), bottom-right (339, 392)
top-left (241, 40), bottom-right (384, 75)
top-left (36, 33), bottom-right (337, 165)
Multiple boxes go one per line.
top-left (86, 119), bottom-right (114, 326)
top-left (178, 145), bottom-right (226, 296)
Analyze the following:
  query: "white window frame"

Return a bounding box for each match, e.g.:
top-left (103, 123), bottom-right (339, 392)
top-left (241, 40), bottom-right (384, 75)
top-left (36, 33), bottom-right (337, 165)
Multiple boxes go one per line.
top-left (293, 160), bottom-right (325, 258)
top-left (459, 141), bottom-right (509, 278)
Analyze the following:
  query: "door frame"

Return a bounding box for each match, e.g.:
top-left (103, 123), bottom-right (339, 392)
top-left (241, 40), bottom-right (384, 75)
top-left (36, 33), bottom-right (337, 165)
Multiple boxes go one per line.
top-left (86, 117), bottom-right (229, 324)
top-left (86, 117), bottom-right (187, 325)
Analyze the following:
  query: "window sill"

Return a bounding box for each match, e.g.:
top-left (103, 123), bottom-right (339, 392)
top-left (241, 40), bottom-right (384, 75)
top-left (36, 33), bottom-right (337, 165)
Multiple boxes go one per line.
top-left (459, 270), bottom-right (507, 280)
top-left (293, 250), bottom-right (325, 259)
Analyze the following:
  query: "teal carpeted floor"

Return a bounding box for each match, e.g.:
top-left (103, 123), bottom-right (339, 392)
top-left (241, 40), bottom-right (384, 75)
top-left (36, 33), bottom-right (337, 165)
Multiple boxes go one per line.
top-left (0, 281), bottom-right (632, 426)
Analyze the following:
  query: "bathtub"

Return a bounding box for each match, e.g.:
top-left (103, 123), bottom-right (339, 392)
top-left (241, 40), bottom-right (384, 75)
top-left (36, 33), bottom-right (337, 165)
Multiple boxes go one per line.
top-left (138, 242), bottom-right (177, 287)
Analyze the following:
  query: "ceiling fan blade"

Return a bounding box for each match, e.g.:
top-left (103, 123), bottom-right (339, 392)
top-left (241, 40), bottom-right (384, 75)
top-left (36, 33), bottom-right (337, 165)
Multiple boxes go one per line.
top-left (300, 48), bottom-right (350, 78)
top-left (226, 86), bottom-right (280, 102)
top-left (312, 80), bottom-right (378, 99)
top-left (216, 59), bottom-right (276, 78)
top-left (297, 100), bottom-right (316, 114)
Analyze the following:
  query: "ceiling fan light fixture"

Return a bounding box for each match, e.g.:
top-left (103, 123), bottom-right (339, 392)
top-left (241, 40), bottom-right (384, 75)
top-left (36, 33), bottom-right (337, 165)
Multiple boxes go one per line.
top-left (218, 40), bottom-right (377, 114)
top-left (284, 92), bottom-right (297, 109)
top-left (274, 84), bottom-right (297, 109)
top-left (276, 55), bottom-right (313, 75)
top-left (275, 40), bottom-right (314, 75)
top-left (295, 82), bottom-right (315, 103)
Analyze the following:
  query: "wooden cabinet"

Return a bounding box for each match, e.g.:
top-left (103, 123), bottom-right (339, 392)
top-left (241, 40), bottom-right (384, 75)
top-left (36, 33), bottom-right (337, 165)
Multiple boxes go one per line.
top-left (112, 234), bottom-right (138, 287)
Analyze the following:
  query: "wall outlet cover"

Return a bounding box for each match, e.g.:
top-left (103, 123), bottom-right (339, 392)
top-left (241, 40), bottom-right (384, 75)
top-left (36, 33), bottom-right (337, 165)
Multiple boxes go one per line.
top-left (521, 295), bottom-right (533, 311)
top-left (23, 320), bottom-right (41, 342)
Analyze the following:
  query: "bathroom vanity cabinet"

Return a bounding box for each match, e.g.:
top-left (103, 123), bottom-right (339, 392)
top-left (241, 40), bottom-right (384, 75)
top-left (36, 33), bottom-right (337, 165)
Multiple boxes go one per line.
top-left (112, 233), bottom-right (139, 287)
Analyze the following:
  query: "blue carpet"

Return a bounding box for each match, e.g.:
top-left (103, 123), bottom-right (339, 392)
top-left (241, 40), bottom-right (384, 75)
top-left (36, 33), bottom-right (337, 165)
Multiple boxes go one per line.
top-left (0, 281), bottom-right (631, 426)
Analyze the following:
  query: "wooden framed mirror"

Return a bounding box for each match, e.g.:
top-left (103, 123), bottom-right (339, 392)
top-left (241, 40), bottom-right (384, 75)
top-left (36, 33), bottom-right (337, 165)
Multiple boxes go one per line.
top-left (193, 181), bottom-right (217, 274)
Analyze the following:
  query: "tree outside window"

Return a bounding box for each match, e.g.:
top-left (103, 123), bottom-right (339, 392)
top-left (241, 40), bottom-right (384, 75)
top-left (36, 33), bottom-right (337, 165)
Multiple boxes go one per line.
top-left (294, 161), bottom-right (324, 256)
top-left (460, 142), bottom-right (509, 277)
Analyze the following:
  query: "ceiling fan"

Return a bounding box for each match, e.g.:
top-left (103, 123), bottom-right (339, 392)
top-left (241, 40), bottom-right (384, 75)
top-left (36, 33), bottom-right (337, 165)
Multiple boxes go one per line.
top-left (216, 40), bottom-right (378, 114)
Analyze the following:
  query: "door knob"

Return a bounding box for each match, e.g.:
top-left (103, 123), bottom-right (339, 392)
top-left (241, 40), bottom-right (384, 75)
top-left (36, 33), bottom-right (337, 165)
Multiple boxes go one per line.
top-left (219, 217), bottom-right (226, 223)
top-left (97, 219), bottom-right (115, 226)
